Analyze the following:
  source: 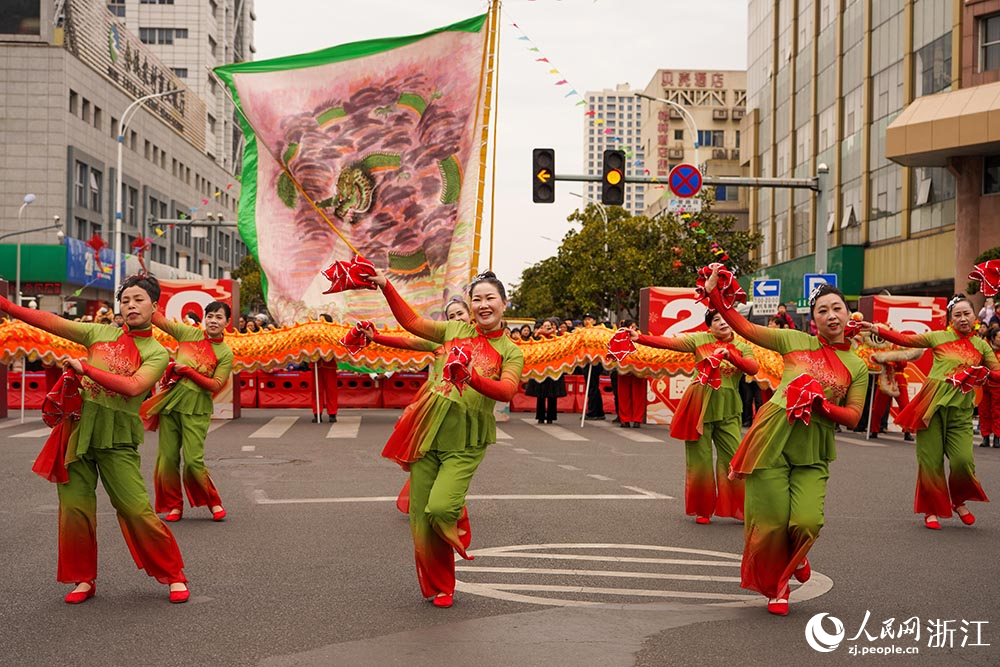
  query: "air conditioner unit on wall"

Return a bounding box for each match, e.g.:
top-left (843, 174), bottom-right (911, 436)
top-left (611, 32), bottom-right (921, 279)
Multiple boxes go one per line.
top-left (713, 109), bottom-right (728, 120)
top-left (711, 148), bottom-right (728, 159)
top-left (668, 148), bottom-right (684, 159)
top-left (669, 108), bottom-right (683, 120)
top-left (730, 148), bottom-right (741, 160)
top-left (732, 108), bottom-right (745, 120)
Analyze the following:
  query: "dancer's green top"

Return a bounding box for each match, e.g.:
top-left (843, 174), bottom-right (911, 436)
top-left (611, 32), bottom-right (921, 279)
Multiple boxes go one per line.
top-left (147, 312), bottom-right (233, 416)
top-left (0, 296), bottom-right (168, 459)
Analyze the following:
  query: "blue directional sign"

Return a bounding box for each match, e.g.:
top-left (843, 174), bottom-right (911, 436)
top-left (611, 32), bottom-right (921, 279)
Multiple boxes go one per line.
top-left (752, 279), bottom-right (781, 298)
top-left (668, 163), bottom-right (702, 198)
top-left (803, 273), bottom-right (838, 299)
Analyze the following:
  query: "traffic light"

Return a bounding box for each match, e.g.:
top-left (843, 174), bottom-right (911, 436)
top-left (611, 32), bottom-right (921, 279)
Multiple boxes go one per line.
top-left (532, 148), bottom-right (555, 203)
top-left (601, 149), bottom-right (626, 205)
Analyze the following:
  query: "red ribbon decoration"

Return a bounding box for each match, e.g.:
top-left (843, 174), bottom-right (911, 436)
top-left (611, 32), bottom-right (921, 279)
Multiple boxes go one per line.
top-left (946, 366), bottom-right (990, 394)
top-left (785, 373), bottom-right (826, 425)
top-left (131, 237), bottom-right (152, 275)
top-left (694, 350), bottom-right (726, 390)
top-left (340, 320), bottom-right (374, 355)
top-left (606, 328), bottom-right (636, 362)
top-left (321, 255), bottom-right (377, 294)
top-left (695, 262), bottom-right (747, 309)
top-left (843, 318), bottom-right (862, 340)
top-left (969, 260), bottom-right (1000, 298)
top-left (442, 344), bottom-right (472, 395)
top-left (33, 369), bottom-right (83, 484)
top-left (85, 234), bottom-right (108, 273)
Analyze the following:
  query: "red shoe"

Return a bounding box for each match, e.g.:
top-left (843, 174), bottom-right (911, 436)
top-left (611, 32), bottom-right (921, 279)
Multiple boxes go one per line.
top-left (954, 505), bottom-right (976, 526)
top-left (64, 581), bottom-right (96, 604)
top-left (695, 516), bottom-right (711, 525)
top-left (432, 593), bottom-right (453, 608)
top-left (169, 585), bottom-right (190, 603)
top-left (766, 588), bottom-right (789, 616)
top-left (924, 515), bottom-right (941, 530)
top-left (164, 510), bottom-right (182, 522)
top-left (212, 507), bottom-right (227, 522)
top-left (793, 558), bottom-right (811, 584)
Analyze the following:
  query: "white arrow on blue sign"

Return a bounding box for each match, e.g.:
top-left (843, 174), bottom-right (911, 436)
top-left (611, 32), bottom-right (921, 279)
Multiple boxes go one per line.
top-left (752, 279), bottom-right (781, 298)
top-left (803, 273), bottom-right (838, 299)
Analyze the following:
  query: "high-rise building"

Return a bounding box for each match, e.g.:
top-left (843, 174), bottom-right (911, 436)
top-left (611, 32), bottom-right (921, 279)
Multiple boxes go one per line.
top-left (637, 69), bottom-right (748, 224)
top-left (583, 83), bottom-right (646, 215)
top-left (0, 1), bottom-right (246, 314)
top-left (744, 0), bottom-right (1000, 301)
top-left (106, 0), bottom-right (255, 172)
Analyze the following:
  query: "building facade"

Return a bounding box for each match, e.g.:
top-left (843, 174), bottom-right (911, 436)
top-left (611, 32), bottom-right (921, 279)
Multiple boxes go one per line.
top-left (0, 1), bottom-right (246, 315)
top-left (106, 0), bottom-right (255, 172)
top-left (582, 83), bottom-right (646, 215)
top-left (744, 0), bottom-right (1000, 304)
top-left (637, 69), bottom-right (749, 225)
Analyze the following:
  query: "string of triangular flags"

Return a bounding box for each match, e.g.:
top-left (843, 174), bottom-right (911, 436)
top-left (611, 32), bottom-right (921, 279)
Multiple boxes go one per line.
top-left (504, 9), bottom-right (644, 176)
top-left (151, 182), bottom-right (237, 237)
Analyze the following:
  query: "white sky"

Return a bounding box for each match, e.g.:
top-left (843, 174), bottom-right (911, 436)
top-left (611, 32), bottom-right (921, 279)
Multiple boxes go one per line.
top-left (251, 0), bottom-right (748, 288)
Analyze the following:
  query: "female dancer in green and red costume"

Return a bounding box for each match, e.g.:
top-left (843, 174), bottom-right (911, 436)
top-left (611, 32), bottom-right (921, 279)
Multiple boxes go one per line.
top-left (704, 266), bottom-right (868, 616)
top-left (860, 294), bottom-right (998, 529)
top-left (631, 309), bottom-right (759, 525)
top-left (0, 275), bottom-right (190, 603)
top-left (371, 270), bottom-right (523, 608)
top-left (358, 297), bottom-right (473, 514)
top-left (142, 301), bottom-right (233, 522)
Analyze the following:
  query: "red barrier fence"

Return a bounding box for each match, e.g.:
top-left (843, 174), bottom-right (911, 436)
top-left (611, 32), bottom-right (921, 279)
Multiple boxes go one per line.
top-left (6, 371), bottom-right (46, 410)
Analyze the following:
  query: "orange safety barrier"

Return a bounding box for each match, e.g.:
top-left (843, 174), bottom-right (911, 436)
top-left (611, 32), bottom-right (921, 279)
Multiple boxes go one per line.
top-left (381, 372), bottom-right (428, 408)
top-left (337, 372), bottom-right (382, 409)
top-left (7, 371), bottom-right (47, 410)
top-left (257, 371), bottom-right (315, 409)
top-left (510, 376), bottom-right (583, 413)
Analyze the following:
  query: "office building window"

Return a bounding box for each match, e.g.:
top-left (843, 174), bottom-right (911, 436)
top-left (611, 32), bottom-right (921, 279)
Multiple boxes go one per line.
top-left (75, 218), bottom-right (88, 239)
top-left (172, 67), bottom-right (188, 78)
top-left (140, 0), bottom-right (175, 4)
top-left (915, 33), bottom-right (951, 97)
top-left (107, 0), bottom-right (125, 16)
top-left (673, 129), bottom-right (684, 141)
top-left (982, 14), bottom-right (1000, 71)
top-left (139, 27), bottom-right (185, 44)
top-left (984, 155), bottom-right (1000, 194)
top-left (69, 89), bottom-right (78, 115)
top-left (127, 187), bottom-right (138, 226)
top-left (75, 161), bottom-right (88, 207)
top-left (89, 169), bottom-right (103, 213)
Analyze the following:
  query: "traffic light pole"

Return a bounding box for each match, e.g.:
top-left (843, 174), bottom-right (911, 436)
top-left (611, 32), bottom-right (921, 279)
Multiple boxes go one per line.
top-left (544, 173), bottom-right (821, 191)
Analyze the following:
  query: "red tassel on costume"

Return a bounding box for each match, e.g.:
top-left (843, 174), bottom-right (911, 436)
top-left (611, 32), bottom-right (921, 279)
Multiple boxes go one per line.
top-left (321, 255), bottom-right (377, 294)
top-left (969, 260), bottom-right (1000, 297)
top-left (785, 373), bottom-right (825, 425)
top-left (947, 366), bottom-right (990, 394)
top-left (695, 263), bottom-right (747, 309)
top-left (340, 320), bottom-right (373, 355)
top-left (606, 328), bottom-right (636, 362)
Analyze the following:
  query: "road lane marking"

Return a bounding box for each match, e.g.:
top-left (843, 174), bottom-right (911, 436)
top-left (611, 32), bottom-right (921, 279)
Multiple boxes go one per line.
top-left (622, 486), bottom-right (672, 499)
top-left (253, 489), bottom-right (673, 505)
top-left (249, 416), bottom-right (298, 439)
top-left (483, 584), bottom-right (756, 602)
top-left (588, 474), bottom-right (614, 481)
top-left (521, 418), bottom-right (587, 441)
top-left (559, 465), bottom-right (581, 471)
top-left (512, 448), bottom-right (532, 454)
top-left (207, 421), bottom-right (228, 433)
top-left (455, 566), bottom-right (742, 583)
top-left (10, 428), bottom-right (51, 438)
top-left (533, 457), bottom-right (555, 463)
top-left (0, 417), bottom-right (41, 430)
top-left (326, 415), bottom-right (361, 439)
top-left (591, 421), bottom-right (664, 442)
top-left (241, 445), bottom-right (255, 452)
top-left (495, 427), bottom-right (512, 440)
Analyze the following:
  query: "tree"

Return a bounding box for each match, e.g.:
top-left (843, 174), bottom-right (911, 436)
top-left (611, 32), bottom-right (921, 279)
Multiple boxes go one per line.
top-left (508, 190), bottom-right (763, 322)
top-left (231, 253), bottom-right (266, 316)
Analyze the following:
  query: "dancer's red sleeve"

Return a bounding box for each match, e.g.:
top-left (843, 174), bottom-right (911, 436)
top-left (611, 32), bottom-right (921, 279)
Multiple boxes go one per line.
top-left (874, 326), bottom-right (934, 349)
top-left (814, 399), bottom-right (861, 429)
top-left (176, 364), bottom-right (223, 392)
top-left (80, 360), bottom-right (161, 398)
top-left (372, 333), bottom-right (440, 353)
top-left (707, 290), bottom-right (783, 349)
top-left (381, 281), bottom-right (446, 343)
top-left (468, 368), bottom-right (519, 402)
top-left (0, 296), bottom-right (91, 345)
top-left (727, 347), bottom-right (759, 375)
top-left (635, 333), bottom-right (696, 353)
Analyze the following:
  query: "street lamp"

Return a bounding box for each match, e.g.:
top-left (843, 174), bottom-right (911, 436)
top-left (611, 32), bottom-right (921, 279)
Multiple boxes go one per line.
top-left (15, 193), bottom-right (36, 310)
top-left (114, 89), bottom-right (183, 299)
top-left (634, 92), bottom-right (701, 169)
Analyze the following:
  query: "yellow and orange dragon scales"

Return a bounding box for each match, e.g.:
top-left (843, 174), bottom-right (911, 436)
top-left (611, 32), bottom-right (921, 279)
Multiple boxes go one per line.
top-left (3, 317), bottom-right (826, 388)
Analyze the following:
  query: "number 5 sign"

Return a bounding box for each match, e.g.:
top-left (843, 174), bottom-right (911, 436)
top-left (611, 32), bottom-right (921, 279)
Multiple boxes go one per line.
top-left (868, 294), bottom-right (947, 380)
top-left (638, 287), bottom-right (710, 426)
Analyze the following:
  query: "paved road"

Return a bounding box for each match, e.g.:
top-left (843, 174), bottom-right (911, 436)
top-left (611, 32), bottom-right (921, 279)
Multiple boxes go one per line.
top-left (1, 409), bottom-right (998, 666)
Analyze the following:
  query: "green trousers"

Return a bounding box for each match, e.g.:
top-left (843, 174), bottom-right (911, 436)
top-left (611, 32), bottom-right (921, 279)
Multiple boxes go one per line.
top-left (914, 406), bottom-right (988, 516)
top-left (685, 415), bottom-right (744, 519)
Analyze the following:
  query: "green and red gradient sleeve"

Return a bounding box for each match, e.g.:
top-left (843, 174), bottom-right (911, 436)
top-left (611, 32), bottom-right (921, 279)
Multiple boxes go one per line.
top-left (80, 354), bottom-right (165, 398)
top-left (468, 348), bottom-right (524, 402)
top-left (152, 312), bottom-right (201, 342)
top-left (381, 281), bottom-right (447, 343)
top-left (372, 332), bottom-right (440, 353)
top-left (873, 326), bottom-right (937, 349)
top-left (726, 345), bottom-right (759, 375)
top-left (636, 333), bottom-right (698, 353)
top-left (707, 289), bottom-right (790, 352)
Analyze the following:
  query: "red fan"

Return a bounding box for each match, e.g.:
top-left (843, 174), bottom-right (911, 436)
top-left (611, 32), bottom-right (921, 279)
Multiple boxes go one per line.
top-left (695, 262), bottom-right (747, 309)
top-left (340, 320), bottom-right (374, 355)
top-left (785, 373), bottom-right (826, 425)
top-left (606, 327), bottom-right (636, 362)
top-left (969, 260), bottom-right (1000, 298)
top-left (947, 366), bottom-right (990, 394)
top-left (694, 350), bottom-right (726, 390)
top-left (85, 234), bottom-right (108, 273)
top-left (442, 344), bottom-right (472, 395)
top-left (321, 255), bottom-right (377, 294)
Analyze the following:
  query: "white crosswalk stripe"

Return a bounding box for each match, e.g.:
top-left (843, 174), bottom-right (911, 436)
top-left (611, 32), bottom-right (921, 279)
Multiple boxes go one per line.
top-left (0, 417), bottom-right (40, 430)
top-left (249, 416), bottom-right (298, 439)
top-left (495, 427), bottom-right (512, 440)
top-left (326, 415), bottom-right (362, 439)
top-left (520, 418), bottom-right (588, 441)
top-left (10, 427), bottom-right (51, 438)
top-left (589, 421), bottom-right (664, 442)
